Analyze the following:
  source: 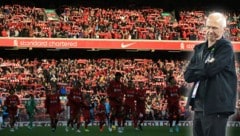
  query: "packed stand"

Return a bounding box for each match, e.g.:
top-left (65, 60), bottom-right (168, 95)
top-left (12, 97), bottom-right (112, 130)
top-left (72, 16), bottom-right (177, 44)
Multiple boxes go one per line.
top-left (0, 5), bottom-right (240, 41)
top-left (0, 57), bottom-right (192, 122)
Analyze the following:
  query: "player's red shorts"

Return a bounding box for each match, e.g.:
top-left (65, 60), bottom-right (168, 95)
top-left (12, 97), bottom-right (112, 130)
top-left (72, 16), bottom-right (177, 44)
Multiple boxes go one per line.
top-left (137, 105), bottom-right (145, 112)
top-left (97, 113), bottom-right (106, 122)
top-left (110, 100), bottom-right (123, 110)
top-left (70, 105), bottom-right (81, 117)
top-left (7, 107), bottom-right (18, 118)
top-left (124, 104), bottom-right (135, 114)
top-left (168, 103), bottom-right (180, 115)
top-left (48, 106), bottom-right (61, 118)
top-left (7, 107), bottom-right (17, 115)
top-left (82, 108), bottom-right (90, 120)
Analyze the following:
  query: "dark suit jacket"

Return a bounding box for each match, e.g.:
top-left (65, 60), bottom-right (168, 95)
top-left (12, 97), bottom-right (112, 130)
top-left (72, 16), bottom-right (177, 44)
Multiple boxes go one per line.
top-left (184, 37), bottom-right (237, 115)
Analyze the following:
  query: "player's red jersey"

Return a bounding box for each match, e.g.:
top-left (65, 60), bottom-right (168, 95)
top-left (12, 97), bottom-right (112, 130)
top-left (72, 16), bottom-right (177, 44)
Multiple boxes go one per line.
top-left (165, 85), bottom-right (181, 120)
top-left (5, 94), bottom-right (20, 115)
top-left (165, 85), bottom-right (180, 106)
top-left (45, 93), bottom-right (62, 115)
top-left (107, 80), bottom-right (124, 106)
top-left (67, 88), bottom-right (83, 106)
top-left (67, 88), bottom-right (83, 117)
top-left (82, 99), bottom-right (91, 121)
top-left (136, 88), bottom-right (147, 113)
top-left (124, 88), bottom-right (136, 106)
top-left (97, 103), bottom-right (106, 121)
top-left (45, 93), bottom-right (61, 107)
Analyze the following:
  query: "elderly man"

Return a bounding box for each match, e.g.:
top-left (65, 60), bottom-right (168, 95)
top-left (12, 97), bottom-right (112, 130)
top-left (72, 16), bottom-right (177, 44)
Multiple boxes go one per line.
top-left (184, 12), bottom-right (237, 136)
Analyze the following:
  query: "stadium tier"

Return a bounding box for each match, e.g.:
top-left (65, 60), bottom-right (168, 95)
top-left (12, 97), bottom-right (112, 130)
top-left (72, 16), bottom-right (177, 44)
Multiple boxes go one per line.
top-left (0, 4), bottom-right (240, 41)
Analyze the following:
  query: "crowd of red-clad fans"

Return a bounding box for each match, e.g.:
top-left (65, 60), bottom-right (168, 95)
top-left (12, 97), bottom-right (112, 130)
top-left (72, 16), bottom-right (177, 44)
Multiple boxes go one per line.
top-left (0, 4), bottom-right (240, 41)
top-left (0, 57), bottom-right (240, 122)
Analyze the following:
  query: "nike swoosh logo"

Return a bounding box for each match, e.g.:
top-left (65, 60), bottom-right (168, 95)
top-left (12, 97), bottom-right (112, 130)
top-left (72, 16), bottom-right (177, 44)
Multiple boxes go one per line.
top-left (121, 42), bottom-right (136, 48)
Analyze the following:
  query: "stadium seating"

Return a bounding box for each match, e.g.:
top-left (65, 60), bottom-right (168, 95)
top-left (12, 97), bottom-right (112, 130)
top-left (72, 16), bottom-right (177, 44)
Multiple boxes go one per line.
top-left (0, 5), bottom-right (239, 41)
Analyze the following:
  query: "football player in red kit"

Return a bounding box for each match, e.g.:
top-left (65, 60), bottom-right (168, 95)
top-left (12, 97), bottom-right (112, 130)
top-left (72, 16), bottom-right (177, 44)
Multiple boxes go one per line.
top-left (106, 72), bottom-right (125, 133)
top-left (134, 81), bottom-right (147, 131)
top-left (96, 98), bottom-right (106, 132)
top-left (4, 88), bottom-right (20, 132)
top-left (65, 82), bottom-right (83, 133)
top-left (45, 85), bottom-right (63, 132)
top-left (123, 80), bottom-right (137, 130)
top-left (82, 94), bottom-right (91, 132)
top-left (165, 76), bottom-right (181, 133)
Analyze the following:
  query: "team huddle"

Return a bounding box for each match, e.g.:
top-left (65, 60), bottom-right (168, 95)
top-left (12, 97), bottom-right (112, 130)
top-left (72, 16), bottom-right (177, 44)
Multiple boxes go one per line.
top-left (0, 72), bottom-right (182, 133)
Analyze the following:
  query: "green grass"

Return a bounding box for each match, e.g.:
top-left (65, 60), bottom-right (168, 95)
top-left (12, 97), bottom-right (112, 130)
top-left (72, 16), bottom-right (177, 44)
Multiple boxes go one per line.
top-left (0, 126), bottom-right (239, 136)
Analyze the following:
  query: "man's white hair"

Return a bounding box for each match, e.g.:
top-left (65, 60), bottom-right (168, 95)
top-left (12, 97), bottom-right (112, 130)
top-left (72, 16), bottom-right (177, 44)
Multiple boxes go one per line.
top-left (207, 12), bottom-right (227, 28)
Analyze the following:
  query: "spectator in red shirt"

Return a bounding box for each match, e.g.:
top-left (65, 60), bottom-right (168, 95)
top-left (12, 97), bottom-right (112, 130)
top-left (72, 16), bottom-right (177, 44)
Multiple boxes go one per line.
top-left (1, 28), bottom-right (8, 37)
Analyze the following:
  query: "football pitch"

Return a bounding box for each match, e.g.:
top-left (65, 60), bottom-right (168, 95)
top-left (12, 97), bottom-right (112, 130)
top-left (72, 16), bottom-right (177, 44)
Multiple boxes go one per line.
top-left (0, 126), bottom-right (239, 136)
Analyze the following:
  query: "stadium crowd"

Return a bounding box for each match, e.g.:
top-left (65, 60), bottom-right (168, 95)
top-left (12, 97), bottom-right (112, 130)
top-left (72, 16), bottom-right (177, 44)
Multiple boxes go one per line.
top-left (0, 58), bottom-right (190, 121)
top-left (0, 57), bottom-right (239, 125)
top-left (0, 4), bottom-right (240, 41)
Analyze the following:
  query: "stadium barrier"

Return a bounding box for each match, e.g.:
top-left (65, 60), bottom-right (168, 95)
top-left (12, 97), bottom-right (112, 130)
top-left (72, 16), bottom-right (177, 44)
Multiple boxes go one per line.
top-left (2, 120), bottom-right (240, 127)
top-left (1, 37), bottom-right (240, 51)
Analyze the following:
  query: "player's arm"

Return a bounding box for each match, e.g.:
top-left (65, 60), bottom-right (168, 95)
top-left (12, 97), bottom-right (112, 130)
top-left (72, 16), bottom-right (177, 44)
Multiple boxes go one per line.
top-left (16, 96), bottom-right (20, 106)
top-left (163, 88), bottom-right (169, 99)
top-left (34, 100), bottom-right (39, 113)
top-left (68, 90), bottom-right (74, 102)
top-left (106, 86), bottom-right (114, 101)
top-left (5, 97), bottom-right (12, 108)
top-left (177, 87), bottom-right (181, 99)
top-left (44, 95), bottom-right (49, 109)
top-left (106, 82), bottom-right (112, 95)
